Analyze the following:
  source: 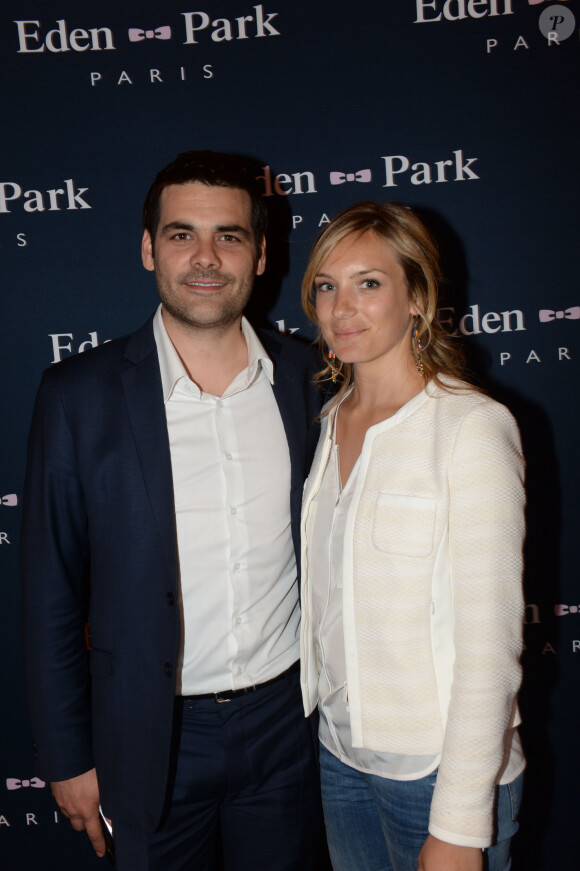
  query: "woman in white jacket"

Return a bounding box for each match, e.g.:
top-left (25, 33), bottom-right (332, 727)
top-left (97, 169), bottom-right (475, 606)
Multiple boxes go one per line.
top-left (299, 202), bottom-right (525, 871)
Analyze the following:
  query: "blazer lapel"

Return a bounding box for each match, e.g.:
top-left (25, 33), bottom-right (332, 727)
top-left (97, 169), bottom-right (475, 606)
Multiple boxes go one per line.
top-left (121, 321), bottom-right (177, 571)
top-left (259, 332), bottom-right (312, 578)
top-left (261, 332), bottom-right (307, 480)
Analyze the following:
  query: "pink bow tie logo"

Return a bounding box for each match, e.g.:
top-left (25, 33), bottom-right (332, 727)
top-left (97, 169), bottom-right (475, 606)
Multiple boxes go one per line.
top-left (539, 306), bottom-right (580, 322)
top-left (6, 777), bottom-right (46, 790)
top-left (128, 26), bottom-right (172, 42)
top-left (528, 0), bottom-right (568, 4)
top-left (329, 170), bottom-right (372, 185)
top-left (1, 494), bottom-right (17, 507)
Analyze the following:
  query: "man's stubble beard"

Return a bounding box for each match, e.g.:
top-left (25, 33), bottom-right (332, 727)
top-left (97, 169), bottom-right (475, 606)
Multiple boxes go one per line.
top-left (156, 267), bottom-right (255, 334)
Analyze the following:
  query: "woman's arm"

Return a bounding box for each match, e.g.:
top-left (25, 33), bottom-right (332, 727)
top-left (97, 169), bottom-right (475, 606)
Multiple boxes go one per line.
top-left (428, 399), bottom-right (525, 847)
top-left (418, 835), bottom-right (483, 871)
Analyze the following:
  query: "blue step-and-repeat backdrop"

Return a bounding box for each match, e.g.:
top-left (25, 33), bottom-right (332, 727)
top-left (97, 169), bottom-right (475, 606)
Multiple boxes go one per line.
top-left (1, 2), bottom-right (578, 868)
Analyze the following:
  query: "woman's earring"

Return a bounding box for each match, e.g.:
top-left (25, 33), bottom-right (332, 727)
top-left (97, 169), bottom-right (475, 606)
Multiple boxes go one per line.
top-left (328, 347), bottom-right (338, 383)
top-left (411, 318), bottom-right (425, 377)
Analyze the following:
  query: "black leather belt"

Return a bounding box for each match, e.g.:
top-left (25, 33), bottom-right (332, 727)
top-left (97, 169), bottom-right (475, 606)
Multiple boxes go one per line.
top-left (181, 660), bottom-right (299, 704)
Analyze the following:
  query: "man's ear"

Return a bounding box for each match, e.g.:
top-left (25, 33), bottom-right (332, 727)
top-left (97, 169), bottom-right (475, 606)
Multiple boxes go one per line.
top-left (141, 229), bottom-right (155, 272)
top-left (256, 234), bottom-right (266, 277)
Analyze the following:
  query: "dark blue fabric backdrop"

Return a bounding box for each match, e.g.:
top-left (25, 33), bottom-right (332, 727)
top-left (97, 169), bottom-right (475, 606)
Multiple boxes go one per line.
top-left (1, 1), bottom-right (578, 867)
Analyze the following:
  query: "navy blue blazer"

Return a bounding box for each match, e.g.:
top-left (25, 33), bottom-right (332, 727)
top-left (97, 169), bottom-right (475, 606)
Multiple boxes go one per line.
top-left (21, 316), bottom-right (322, 832)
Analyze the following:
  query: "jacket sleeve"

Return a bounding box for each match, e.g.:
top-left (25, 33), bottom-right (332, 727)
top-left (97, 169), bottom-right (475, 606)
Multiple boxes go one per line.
top-left (428, 400), bottom-right (525, 847)
top-left (20, 369), bottom-right (94, 782)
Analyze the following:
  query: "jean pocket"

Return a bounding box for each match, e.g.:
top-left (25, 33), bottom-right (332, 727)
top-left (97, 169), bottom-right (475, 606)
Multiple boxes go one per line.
top-left (506, 772), bottom-right (524, 822)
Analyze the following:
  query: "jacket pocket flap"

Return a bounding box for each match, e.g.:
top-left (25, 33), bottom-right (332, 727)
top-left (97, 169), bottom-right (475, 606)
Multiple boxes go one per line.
top-left (372, 493), bottom-right (437, 557)
top-left (89, 648), bottom-right (113, 678)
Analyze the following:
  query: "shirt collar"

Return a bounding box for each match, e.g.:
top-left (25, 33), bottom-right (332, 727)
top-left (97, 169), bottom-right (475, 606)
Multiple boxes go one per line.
top-left (152, 305), bottom-right (274, 402)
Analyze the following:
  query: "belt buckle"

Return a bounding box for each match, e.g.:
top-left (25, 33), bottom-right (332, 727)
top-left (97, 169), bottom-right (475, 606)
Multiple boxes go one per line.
top-left (214, 691), bottom-right (232, 704)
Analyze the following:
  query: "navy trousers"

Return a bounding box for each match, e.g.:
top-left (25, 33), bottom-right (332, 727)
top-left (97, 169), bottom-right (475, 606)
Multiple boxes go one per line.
top-left (114, 666), bottom-right (325, 871)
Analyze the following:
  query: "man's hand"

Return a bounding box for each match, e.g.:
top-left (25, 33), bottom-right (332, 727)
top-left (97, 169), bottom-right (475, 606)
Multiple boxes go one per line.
top-left (418, 834), bottom-right (484, 871)
top-left (51, 768), bottom-right (106, 858)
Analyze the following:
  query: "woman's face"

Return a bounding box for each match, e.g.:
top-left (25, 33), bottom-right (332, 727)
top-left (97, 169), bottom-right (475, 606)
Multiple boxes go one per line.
top-left (314, 231), bottom-right (417, 371)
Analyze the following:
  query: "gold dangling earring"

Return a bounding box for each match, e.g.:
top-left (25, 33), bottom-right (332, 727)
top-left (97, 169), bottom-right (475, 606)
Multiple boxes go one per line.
top-left (411, 317), bottom-right (425, 377)
top-left (328, 346), bottom-right (338, 383)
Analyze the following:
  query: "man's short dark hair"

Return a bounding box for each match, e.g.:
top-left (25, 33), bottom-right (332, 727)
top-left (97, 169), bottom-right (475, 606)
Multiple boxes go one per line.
top-left (142, 150), bottom-right (267, 252)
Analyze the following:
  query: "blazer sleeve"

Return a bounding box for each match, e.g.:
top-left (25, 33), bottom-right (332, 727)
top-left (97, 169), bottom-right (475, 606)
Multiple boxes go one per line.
top-left (20, 369), bottom-right (94, 782)
top-left (428, 400), bottom-right (525, 847)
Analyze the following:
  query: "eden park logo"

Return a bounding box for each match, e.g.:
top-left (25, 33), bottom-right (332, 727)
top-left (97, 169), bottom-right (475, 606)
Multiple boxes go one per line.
top-left (15, 7), bottom-right (280, 53)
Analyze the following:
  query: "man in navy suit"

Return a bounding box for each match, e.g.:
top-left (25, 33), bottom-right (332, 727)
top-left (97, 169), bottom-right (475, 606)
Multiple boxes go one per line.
top-left (21, 151), bottom-right (323, 870)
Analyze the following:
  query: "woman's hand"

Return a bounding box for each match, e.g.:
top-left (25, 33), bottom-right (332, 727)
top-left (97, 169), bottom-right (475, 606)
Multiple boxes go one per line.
top-left (417, 834), bottom-right (483, 871)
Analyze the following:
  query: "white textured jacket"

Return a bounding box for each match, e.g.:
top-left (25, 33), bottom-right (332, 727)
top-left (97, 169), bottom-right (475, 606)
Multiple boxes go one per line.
top-left (300, 380), bottom-right (525, 847)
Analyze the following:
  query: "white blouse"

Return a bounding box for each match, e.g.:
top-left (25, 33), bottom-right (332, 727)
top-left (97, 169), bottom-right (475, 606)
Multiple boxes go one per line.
top-left (309, 399), bottom-right (439, 780)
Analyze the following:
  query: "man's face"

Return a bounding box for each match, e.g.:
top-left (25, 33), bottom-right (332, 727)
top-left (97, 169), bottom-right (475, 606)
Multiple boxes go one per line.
top-left (141, 182), bottom-right (266, 334)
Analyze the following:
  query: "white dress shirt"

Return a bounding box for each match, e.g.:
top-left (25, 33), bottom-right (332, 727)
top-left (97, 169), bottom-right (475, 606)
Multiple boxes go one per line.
top-left (153, 306), bottom-right (299, 695)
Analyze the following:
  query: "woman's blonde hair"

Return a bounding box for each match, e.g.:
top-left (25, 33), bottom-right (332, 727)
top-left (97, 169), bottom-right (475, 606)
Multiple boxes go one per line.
top-left (301, 201), bottom-right (469, 409)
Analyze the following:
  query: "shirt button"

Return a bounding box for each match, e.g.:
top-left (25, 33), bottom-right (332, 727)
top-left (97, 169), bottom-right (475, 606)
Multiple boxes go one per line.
top-left (231, 507), bottom-right (237, 515)
top-left (226, 452), bottom-right (232, 461)
top-left (234, 562), bottom-right (240, 571)
top-left (217, 400), bottom-right (224, 408)
top-left (166, 592), bottom-right (175, 606)
top-left (235, 617), bottom-right (241, 625)
top-left (164, 662), bottom-right (173, 676)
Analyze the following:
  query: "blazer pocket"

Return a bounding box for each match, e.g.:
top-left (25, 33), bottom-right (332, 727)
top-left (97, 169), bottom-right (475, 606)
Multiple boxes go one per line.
top-left (372, 493), bottom-right (437, 557)
top-left (89, 648), bottom-right (114, 678)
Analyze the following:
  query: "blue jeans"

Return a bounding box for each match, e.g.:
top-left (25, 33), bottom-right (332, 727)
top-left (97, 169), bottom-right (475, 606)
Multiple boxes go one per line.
top-left (320, 744), bottom-right (523, 871)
